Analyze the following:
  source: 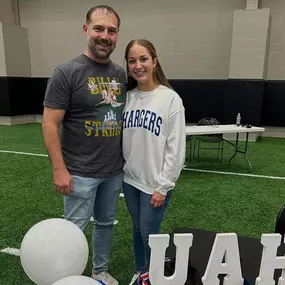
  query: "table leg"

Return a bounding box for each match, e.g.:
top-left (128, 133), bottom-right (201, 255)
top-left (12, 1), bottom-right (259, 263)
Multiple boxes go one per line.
top-left (244, 132), bottom-right (252, 170)
top-left (228, 132), bottom-right (252, 171)
top-left (229, 133), bottom-right (239, 163)
top-left (186, 135), bottom-right (193, 163)
top-left (189, 136), bottom-right (192, 161)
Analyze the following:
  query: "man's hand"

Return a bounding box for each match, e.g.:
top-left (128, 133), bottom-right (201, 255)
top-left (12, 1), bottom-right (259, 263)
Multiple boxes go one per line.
top-left (54, 168), bottom-right (73, 195)
top-left (150, 191), bottom-right (166, 208)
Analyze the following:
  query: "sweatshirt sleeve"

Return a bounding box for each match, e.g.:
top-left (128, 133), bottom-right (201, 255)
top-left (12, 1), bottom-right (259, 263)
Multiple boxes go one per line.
top-left (155, 97), bottom-right (186, 195)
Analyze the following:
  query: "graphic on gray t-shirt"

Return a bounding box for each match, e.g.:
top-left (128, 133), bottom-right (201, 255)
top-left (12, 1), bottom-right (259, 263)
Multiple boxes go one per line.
top-left (43, 54), bottom-right (127, 178)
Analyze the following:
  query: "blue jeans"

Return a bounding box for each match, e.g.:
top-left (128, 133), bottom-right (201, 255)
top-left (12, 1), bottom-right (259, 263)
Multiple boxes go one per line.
top-left (123, 182), bottom-right (171, 271)
top-left (64, 173), bottom-right (122, 274)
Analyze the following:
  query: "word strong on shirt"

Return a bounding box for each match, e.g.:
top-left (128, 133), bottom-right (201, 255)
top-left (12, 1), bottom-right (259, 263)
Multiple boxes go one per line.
top-left (123, 109), bottom-right (162, 136)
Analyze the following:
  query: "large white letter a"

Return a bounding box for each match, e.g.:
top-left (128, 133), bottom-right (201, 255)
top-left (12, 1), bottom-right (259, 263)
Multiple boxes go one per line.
top-left (202, 233), bottom-right (243, 285)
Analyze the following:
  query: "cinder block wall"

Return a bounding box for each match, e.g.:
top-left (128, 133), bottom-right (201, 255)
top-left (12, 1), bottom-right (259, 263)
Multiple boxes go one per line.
top-left (260, 0), bottom-right (285, 79)
top-left (229, 8), bottom-right (271, 79)
top-left (3, 0), bottom-right (285, 80)
top-left (0, 0), bottom-right (17, 25)
top-left (0, 23), bottom-right (7, 76)
top-left (2, 24), bottom-right (31, 77)
top-left (18, 0), bottom-right (246, 78)
top-left (2, 0), bottom-right (285, 127)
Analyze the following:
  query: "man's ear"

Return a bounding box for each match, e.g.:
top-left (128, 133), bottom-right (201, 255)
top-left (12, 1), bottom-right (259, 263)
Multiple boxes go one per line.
top-left (83, 24), bottom-right (88, 37)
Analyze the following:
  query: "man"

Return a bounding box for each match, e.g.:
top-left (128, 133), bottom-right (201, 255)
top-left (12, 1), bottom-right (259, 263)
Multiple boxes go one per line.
top-left (42, 5), bottom-right (126, 285)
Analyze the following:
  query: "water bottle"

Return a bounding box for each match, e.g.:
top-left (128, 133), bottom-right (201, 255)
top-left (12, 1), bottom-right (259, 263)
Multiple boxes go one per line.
top-left (236, 113), bottom-right (241, 126)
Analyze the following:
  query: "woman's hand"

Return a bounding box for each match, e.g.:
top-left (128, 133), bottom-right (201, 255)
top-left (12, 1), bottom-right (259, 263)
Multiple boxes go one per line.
top-left (150, 191), bottom-right (166, 208)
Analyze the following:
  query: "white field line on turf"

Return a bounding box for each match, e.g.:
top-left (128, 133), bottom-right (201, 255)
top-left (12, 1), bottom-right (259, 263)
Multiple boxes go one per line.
top-left (0, 150), bottom-right (127, 195)
top-left (1, 218), bottom-right (120, 257)
top-left (0, 149), bottom-right (48, 157)
top-left (0, 247), bottom-right (20, 256)
top-left (1, 149), bottom-right (284, 180)
top-left (183, 167), bottom-right (285, 180)
top-left (61, 215), bottom-right (119, 225)
top-left (0, 150), bottom-right (124, 257)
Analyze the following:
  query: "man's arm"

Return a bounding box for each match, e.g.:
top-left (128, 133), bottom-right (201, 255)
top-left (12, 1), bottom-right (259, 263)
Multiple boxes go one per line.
top-left (42, 106), bottom-right (65, 170)
top-left (42, 106), bottom-right (72, 195)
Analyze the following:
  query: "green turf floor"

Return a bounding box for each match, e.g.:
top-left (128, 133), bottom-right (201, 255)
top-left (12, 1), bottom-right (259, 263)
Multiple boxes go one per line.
top-left (1, 124), bottom-right (285, 284)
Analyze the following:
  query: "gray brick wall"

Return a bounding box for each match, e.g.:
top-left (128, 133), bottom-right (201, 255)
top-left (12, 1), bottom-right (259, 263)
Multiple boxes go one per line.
top-left (260, 0), bottom-right (285, 79)
top-left (2, 23), bottom-right (31, 77)
top-left (0, 23), bottom-right (7, 76)
top-left (229, 8), bottom-right (270, 79)
top-left (18, 0), bottom-right (246, 78)
top-left (0, 0), bottom-right (16, 25)
top-left (11, 0), bottom-right (285, 80)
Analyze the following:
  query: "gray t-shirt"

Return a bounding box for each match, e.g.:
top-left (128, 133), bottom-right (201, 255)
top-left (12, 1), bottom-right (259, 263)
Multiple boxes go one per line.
top-left (43, 53), bottom-right (127, 178)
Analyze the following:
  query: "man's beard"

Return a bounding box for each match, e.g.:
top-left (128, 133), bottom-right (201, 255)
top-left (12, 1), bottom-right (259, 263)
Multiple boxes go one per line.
top-left (87, 37), bottom-right (115, 59)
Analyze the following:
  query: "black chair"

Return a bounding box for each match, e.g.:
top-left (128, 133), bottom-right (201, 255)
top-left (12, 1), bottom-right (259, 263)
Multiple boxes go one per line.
top-left (193, 118), bottom-right (224, 163)
top-left (275, 204), bottom-right (285, 243)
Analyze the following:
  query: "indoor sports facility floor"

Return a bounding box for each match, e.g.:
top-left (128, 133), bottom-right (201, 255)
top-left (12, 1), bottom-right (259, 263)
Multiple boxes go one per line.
top-left (1, 123), bottom-right (285, 284)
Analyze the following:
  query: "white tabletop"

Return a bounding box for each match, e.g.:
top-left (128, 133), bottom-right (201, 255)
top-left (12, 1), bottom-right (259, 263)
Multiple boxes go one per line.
top-left (186, 124), bottom-right (265, 135)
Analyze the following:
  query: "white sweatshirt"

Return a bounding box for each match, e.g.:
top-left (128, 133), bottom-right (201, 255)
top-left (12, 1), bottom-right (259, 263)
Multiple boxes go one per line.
top-left (122, 85), bottom-right (186, 195)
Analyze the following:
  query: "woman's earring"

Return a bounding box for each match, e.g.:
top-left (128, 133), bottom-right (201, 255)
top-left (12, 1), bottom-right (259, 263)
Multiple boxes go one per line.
top-left (153, 66), bottom-right (156, 72)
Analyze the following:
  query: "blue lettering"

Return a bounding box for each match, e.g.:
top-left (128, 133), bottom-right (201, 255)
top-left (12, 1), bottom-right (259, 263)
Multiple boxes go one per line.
top-left (139, 109), bottom-right (145, 127)
top-left (123, 111), bottom-right (128, 129)
top-left (143, 110), bottom-right (151, 129)
top-left (148, 112), bottom-right (156, 132)
top-left (127, 110), bottom-right (134, 128)
top-left (124, 109), bottom-right (162, 137)
top-left (155, 116), bottom-right (162, 136)
top-left (134, 110), bottom-right (140, 127)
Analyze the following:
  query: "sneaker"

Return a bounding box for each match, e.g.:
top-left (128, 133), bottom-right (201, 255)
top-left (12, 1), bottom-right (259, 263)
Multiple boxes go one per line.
top-left (92, 271), bottom-right (119, 285)
top-left (129, 272), bottom-right (140, 285)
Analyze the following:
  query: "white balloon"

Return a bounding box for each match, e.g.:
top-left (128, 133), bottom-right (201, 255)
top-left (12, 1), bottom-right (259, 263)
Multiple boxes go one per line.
top-left (20, 218), bottom-right (89, 285)
top-left (52, 275), bottom-right (101, 285)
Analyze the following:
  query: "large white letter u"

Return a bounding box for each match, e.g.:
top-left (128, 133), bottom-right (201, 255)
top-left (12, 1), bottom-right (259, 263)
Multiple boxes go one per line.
top-left (149, 233), bottom-right (193, 285)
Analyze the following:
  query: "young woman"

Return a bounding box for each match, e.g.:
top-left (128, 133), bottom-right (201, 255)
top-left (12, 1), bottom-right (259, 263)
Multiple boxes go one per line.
top-left (122, 39), bottom-right (186, 284)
